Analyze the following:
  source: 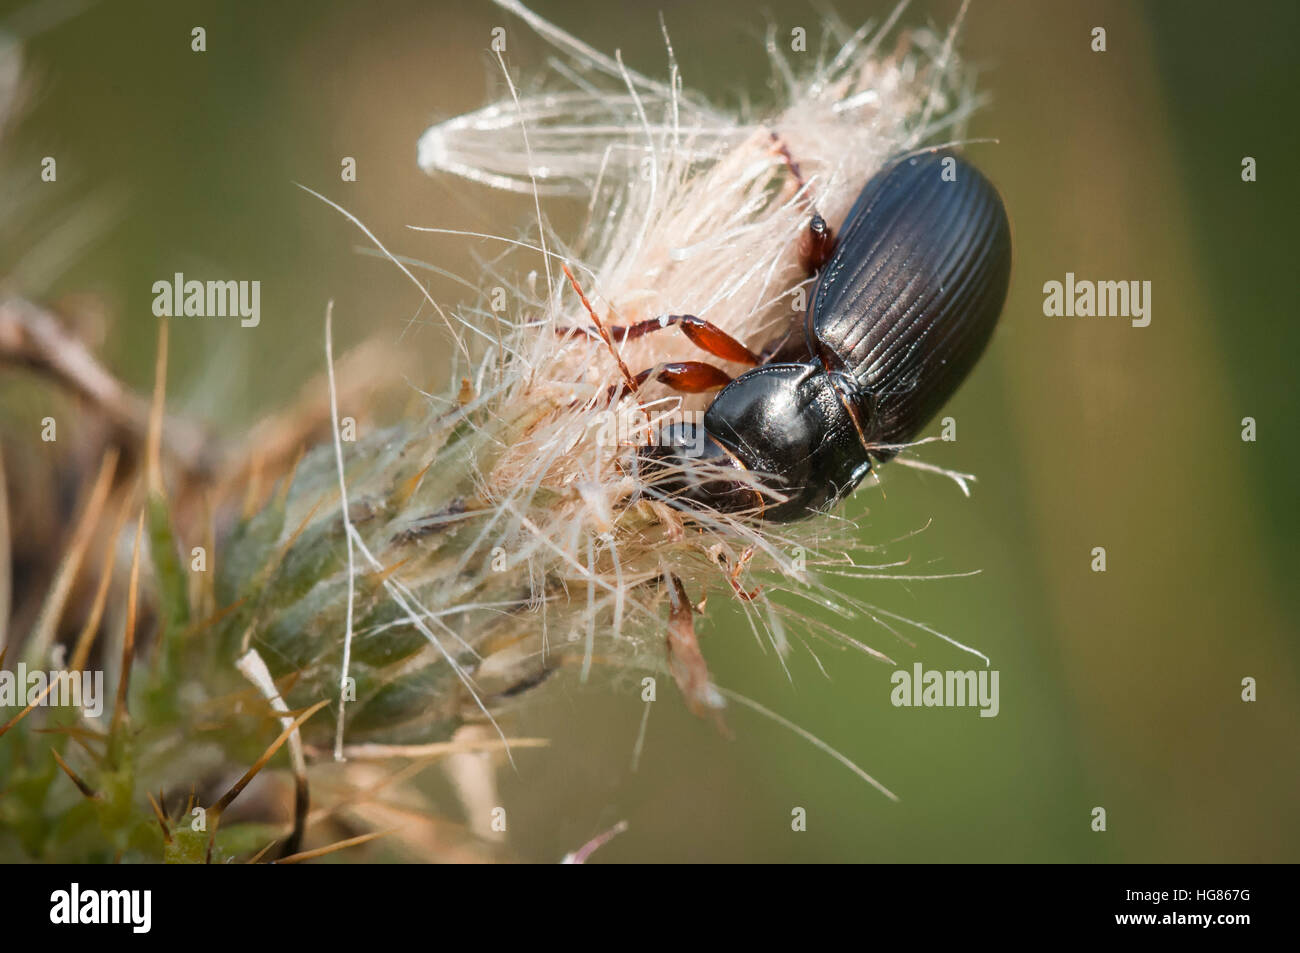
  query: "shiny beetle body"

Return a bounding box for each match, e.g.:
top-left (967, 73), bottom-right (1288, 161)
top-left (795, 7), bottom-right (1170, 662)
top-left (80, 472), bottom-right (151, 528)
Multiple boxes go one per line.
top-left (645, 149), bottom-right (1012, 522)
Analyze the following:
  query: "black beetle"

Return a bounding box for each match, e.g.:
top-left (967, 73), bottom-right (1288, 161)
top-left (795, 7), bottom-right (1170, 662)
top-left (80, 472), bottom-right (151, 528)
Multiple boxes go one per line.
top-left (621, 148), bottom-right (1012, 522)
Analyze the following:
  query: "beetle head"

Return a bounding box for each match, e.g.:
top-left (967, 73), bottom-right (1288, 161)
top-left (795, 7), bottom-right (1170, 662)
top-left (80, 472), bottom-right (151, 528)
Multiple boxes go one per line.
top-left (641, 364), bottom-right (869, 521)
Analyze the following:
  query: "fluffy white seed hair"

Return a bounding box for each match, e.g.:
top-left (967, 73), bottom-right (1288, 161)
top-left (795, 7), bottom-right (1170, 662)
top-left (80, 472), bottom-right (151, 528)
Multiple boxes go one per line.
top-left (316, 0), bottom-right (990, 781)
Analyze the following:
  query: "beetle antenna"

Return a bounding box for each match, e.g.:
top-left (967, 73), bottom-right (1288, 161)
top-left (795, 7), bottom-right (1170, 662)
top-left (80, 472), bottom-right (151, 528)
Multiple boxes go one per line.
top-left (562, 263), bottom-right (641, 399)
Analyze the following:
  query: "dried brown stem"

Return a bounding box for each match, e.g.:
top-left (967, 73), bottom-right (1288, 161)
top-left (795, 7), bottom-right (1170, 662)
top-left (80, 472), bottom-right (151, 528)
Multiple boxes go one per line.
top-left (0, 296), bottom-right (217, 481)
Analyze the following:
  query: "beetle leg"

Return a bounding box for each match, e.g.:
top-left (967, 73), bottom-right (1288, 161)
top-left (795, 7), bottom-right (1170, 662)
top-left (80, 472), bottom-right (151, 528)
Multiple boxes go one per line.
top-left (798, 213), bottom-right (836, 273)
top-left (769, 129), bottom-right (809, 194)
top-left (608, 361), bottom-right (733, 400)
top-left (560, 314), bottom-right (760, 367)
top-left (671, 317), bottom-right (761, 366)
top-left (768, 130), bottom-right (837, 274)
top-left (651, 361), bottom-right (734, 392)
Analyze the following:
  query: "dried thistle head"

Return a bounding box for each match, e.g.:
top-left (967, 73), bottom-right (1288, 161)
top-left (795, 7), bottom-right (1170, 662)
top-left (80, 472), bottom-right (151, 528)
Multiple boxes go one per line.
top-left (219, 0), bottom-right (995, 771)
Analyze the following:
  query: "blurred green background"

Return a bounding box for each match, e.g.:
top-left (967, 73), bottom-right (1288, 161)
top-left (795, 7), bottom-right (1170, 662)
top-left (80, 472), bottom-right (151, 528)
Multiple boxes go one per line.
top-left (4, 0), bottom-right (1297, 861)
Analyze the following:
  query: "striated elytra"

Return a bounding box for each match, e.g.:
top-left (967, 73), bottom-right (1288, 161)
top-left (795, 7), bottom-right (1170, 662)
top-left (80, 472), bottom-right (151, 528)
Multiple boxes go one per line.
top-left (644, 148), bottom-right (1012, 521)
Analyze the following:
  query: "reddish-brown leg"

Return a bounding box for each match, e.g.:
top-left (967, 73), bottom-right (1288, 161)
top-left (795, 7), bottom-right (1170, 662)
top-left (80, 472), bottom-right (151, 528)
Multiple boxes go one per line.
top-left (560, 314), bottom-right (761, 367)
top-left (608, 361), bottom-right (733, 401)
top-left (769, 130), bottom-right (837, 275)
top-left (648, 362), bottom-right (734, 391)
top-left (770, 130), bottom-right (808, 193)
top-left (798, 213), bottom-right (836, 273)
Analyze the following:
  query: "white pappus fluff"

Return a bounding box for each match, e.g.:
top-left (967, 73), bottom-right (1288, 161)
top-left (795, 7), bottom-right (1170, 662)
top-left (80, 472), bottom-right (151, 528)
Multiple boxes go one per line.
top-left (301, 0), bottom-right (993, 797)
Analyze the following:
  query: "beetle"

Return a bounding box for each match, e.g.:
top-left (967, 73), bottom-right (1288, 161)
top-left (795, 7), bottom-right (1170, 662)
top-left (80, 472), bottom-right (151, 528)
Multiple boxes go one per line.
top-left (571, 148), bottom-right (1012, 522)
